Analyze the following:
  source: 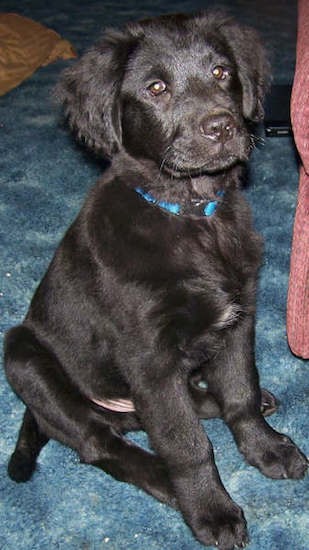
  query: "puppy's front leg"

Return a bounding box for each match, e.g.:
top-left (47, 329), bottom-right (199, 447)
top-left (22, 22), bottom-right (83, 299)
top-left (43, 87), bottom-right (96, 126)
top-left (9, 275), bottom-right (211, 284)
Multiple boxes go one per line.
top-left (132, 370), bottom-right (248, 550)
top-left (206, 316), bottom-right (308, 480)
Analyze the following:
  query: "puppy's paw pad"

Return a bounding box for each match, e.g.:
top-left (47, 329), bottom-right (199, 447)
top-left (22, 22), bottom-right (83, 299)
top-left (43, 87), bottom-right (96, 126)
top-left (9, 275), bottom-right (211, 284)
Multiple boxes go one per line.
top-left (260, 388), bottom-right (278, 417)
top-left (193, 505), bottom-right (249, 550)
top-left (257, 437), bottom-right (308, 480)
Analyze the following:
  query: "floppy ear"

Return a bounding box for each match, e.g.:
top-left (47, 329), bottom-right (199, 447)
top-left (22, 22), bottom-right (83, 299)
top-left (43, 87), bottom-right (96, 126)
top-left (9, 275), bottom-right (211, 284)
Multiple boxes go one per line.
top-left (56, 29), bottom-right (140, 157)
top-left (219, 20), bottom-right (271, 122)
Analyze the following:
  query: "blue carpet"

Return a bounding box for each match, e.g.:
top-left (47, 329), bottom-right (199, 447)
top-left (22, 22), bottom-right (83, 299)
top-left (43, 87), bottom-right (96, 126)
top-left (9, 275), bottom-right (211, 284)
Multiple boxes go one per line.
top-left (0, 1), bottom-right (308, 549)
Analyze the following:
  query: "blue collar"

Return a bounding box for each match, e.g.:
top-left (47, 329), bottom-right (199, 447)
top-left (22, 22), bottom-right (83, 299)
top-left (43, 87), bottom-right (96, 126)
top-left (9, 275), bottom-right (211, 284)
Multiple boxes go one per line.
top-left (135, 187), bottom-right (225, 217)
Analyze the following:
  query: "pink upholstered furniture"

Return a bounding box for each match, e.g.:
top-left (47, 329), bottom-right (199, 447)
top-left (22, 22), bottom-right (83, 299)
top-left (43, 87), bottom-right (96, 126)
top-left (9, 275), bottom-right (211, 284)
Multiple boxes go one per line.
top-left (287, 0), bottom-right (309, 358)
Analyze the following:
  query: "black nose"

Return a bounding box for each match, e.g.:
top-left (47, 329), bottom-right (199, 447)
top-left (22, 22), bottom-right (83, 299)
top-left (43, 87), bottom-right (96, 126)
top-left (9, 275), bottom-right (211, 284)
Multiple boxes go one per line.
top-left (200, 113), bottom-right (235, 143)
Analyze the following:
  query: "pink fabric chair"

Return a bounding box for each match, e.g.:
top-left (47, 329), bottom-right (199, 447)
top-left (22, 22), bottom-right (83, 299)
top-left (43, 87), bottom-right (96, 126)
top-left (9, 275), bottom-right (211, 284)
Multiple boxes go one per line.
top-left (287, 0), bottom-right (309, 358)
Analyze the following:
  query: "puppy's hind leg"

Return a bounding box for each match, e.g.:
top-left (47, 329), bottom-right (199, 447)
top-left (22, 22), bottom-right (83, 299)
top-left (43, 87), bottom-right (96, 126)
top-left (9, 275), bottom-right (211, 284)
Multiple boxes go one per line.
top-left (8, 407), bottom-right (49, 482)
top-left (4, 325), bottom-right (176, 507)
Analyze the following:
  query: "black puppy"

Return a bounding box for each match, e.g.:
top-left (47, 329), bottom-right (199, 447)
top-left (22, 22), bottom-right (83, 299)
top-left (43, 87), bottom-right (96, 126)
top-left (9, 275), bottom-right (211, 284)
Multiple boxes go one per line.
top-left (4, 12), bottom-right (307, 550)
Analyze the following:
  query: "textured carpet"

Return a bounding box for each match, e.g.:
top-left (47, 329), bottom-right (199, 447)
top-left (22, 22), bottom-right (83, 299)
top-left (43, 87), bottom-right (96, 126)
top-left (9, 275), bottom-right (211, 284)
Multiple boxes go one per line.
top-left (0, 1), bottom-right (308, 549)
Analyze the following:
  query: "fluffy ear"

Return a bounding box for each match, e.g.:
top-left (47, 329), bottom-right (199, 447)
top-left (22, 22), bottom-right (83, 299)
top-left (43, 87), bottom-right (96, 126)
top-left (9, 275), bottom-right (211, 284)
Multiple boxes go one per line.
top-left (56, 29), bottom-right (140, 158)
top-left (219, 20), bottom-right (271, 122)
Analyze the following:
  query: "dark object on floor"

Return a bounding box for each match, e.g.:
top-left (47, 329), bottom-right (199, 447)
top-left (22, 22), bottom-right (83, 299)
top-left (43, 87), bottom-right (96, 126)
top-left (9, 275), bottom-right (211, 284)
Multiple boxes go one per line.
top-left (264, 84), bottom-right (292, 137)
top-left (4, 11), bottom-right (308, 550)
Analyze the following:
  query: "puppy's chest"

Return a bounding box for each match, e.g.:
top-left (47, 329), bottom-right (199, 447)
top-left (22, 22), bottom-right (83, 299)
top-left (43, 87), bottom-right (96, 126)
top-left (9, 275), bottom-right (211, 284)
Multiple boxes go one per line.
top-left (156, 219), bottom-right (259, 341)
top-left (105, 203), bottom-right (261, 339)
top-left (130, 210), bottom-right (260, 291)
top-left (97, 184), bottom-right (261, 333)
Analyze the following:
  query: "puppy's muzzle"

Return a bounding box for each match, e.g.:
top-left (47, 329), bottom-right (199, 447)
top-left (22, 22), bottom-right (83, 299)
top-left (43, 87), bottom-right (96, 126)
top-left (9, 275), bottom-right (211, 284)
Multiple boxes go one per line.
top-left (200, 112), bottom-right (236, 143)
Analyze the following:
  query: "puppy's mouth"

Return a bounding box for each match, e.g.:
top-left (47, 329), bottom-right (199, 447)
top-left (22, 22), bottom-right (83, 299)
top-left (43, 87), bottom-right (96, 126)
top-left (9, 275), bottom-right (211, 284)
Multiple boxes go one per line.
top-left (161, 133), bottom-right (251, 177)
top-left (162, 150), bottom-right (248, 177)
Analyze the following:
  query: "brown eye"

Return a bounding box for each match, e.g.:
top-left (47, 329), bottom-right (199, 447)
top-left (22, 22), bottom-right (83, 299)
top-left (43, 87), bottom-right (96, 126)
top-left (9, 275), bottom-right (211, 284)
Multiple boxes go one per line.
top-left (212, 66), bottom-right (229, 80)
top-left (148, 80), bottom-right (167, 96)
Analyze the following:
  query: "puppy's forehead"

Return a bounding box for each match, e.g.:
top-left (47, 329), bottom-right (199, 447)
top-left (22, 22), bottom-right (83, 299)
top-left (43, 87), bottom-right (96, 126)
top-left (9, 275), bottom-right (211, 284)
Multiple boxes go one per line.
top-left (127, 32), bottom-right (232, 80)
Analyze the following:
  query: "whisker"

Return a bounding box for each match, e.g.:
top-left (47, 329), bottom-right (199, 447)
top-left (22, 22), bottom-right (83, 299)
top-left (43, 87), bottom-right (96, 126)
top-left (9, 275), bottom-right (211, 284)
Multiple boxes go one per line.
top-left (250, 133), bottom-right (265, 148)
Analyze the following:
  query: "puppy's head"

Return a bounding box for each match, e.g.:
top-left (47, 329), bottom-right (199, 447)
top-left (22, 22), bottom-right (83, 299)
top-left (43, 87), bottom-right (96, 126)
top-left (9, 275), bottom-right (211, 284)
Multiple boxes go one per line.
top-left (57, 11), bottom-right (270, 175)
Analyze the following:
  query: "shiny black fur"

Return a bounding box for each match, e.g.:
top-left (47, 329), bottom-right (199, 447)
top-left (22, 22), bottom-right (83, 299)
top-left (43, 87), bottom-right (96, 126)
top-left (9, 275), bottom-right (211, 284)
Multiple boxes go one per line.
top-left (4, 12), bottom-right (307, 550)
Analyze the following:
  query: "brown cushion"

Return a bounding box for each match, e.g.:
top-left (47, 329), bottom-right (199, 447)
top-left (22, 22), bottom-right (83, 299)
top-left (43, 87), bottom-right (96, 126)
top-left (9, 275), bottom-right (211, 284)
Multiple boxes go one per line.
top-left (0, 13), bottom-right (77, 96)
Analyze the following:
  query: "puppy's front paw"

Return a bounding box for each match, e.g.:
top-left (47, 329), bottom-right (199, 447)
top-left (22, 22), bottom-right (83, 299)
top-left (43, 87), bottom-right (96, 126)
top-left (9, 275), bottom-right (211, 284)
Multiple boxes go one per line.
top-left (242, 433), bottom-right (308, 480)
top-left (188, 502), bottom-right (248, 550)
